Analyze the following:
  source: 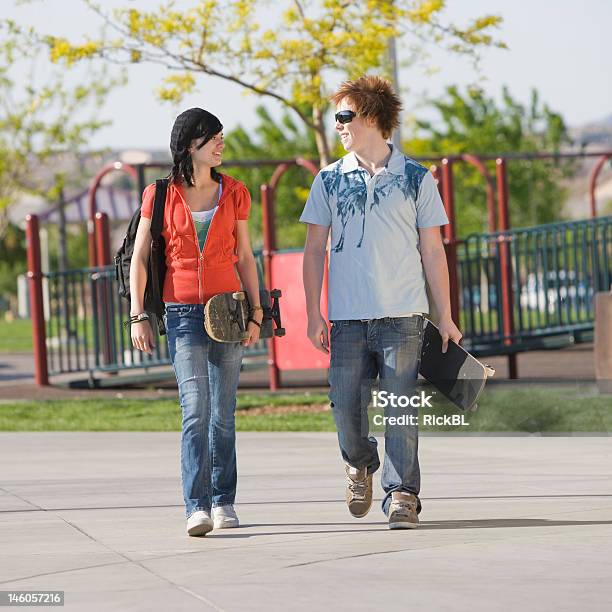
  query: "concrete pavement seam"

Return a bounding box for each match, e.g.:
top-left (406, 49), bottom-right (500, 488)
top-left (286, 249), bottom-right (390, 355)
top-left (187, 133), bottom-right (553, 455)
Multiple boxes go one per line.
top-left (58, 516), bottom-right (224, 611)
top-left (0, 485), bottom-right (46, 511)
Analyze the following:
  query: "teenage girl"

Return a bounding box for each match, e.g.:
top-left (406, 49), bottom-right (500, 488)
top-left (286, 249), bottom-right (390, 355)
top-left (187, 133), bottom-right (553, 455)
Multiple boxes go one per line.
top-left (129, 108), bottom-right (263, 536)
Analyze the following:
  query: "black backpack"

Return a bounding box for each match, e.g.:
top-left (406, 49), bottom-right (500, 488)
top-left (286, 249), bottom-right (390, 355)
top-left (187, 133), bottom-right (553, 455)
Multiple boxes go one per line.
top-left (115, 178), bottom-right (169, 336)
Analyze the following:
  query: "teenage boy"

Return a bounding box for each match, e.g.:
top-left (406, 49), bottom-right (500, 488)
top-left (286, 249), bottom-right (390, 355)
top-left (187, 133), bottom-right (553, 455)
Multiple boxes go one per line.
top-left (300, 75), bottom-right (461, 529)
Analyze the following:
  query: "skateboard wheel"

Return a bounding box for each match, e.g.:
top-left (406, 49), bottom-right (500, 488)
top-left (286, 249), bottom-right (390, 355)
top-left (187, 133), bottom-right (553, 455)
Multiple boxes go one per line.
top-left (232, 291), bottom-right (246, 301)
top-left (274, 328), bottom-right (286, 337)
top-left (270, 289), bottom-right (282, 298)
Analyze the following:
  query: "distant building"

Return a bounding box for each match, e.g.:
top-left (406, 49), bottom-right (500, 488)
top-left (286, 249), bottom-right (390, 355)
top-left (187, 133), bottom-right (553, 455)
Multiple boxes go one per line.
top-left (8, 149), bottom-right (171, 229)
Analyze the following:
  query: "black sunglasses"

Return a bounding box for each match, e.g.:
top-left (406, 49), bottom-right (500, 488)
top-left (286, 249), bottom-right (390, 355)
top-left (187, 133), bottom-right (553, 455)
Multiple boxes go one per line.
top-left (335, 110), bottom-right (356, 124)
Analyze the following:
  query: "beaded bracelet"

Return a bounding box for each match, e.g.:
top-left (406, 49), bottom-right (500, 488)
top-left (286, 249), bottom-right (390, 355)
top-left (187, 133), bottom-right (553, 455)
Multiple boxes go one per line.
top-left (123, 312), bottom-right (150, 328)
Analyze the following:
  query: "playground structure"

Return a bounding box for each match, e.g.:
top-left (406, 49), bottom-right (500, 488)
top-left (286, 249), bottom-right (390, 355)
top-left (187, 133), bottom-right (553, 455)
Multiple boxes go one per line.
top-left (25, 151), bottom-right (612, 388)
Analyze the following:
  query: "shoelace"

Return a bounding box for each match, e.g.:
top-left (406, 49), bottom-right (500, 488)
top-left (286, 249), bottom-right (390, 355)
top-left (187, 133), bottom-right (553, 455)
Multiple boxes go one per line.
top-left (347, 476), bottom-right (368, 500)
top-left (390, 500), bottom-right (416, 517)
top-left (215, 506), bottom-right (237, 519)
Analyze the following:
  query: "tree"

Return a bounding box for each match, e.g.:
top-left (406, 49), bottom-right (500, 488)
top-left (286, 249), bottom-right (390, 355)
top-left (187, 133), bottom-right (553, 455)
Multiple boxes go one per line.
top-left (0, 19), bottom-right (120, 308)
top-left (404, 85), bottom-right (576, 235)
top-left (0, 223), bottom-right (26, 311)
top-left (0, 19), bottom-right (122, 238)
top-left (35, 0), bottom-right (505, 166)
top-left (223, 104), bottom-right (318, 248)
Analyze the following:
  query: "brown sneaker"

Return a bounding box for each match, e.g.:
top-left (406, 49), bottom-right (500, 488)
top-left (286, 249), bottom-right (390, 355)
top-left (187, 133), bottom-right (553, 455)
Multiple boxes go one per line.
top-left (345, 465), bottom-right (373, 518)
top-left (388, 491), bottom-right (419, 529)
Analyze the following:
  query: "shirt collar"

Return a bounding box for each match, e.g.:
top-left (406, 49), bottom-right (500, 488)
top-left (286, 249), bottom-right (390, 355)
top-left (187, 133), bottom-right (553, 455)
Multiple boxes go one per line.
top-left (340, 151), bottom-right (360, 174)
top-left (340, 144), bottom-right (404, 175)
top-left (385, 144), bottom-right (405, 175)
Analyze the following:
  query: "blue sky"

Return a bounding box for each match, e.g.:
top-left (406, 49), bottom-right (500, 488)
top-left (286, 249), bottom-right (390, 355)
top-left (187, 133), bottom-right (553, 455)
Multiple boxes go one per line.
top-left (6, 0), bottom-right (611, 150)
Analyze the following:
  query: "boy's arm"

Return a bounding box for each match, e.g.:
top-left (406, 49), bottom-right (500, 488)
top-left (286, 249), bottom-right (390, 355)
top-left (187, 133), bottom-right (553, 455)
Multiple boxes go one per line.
top-left (303, 223), bottom-right (330, 353)
top-left (419, 226), bottom-right (462, 353)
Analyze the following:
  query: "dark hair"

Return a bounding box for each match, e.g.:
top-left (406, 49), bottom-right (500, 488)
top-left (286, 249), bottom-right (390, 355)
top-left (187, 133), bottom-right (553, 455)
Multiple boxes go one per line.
top-left (330, 75), bottom-right (402, 139)
top-left (169, 153), bottom-right (221, 187)
top-left (168, 108), bottom-right (223, 186)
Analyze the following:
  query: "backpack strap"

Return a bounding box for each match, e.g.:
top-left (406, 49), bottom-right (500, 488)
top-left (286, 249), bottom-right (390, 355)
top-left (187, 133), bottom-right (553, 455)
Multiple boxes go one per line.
top-left (150, 178), bottom-right (169, 240)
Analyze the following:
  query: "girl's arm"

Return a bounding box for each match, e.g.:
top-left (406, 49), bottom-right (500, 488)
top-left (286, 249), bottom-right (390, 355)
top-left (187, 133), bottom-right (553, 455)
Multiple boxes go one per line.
top-left (235, 220), bottom-right (263, 347)
top-left (129, 216), bottom-right (156, 354)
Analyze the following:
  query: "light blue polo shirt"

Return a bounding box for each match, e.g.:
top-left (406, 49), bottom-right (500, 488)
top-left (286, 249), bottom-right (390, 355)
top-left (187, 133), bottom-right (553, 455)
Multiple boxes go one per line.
top-left (299, 145), bottom-right (448, 320)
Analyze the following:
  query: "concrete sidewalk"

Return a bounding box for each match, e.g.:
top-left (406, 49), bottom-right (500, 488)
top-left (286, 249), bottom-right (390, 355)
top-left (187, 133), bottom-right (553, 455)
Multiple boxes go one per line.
top-left (1, 433), bottom-right (611, 611)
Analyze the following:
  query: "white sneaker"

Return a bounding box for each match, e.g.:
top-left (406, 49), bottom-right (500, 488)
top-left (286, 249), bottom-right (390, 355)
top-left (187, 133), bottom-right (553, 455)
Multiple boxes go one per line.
top-left (186, 510), bottom-right (214, 537)
top-left (212, 504), bottom-right (239, 529)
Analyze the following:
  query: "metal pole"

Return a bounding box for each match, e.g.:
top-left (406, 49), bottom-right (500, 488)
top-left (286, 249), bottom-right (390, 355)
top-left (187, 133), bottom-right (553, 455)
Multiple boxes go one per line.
top-left (459, 154), bottom-right (497, 232)
top-left (26, 214), bottom-right (49, 386)
top-left (388, 35), bottom-right (402, 148)
top-left (136, 164), bottom-right (146, 204)
top-left (496, 158), bottom-right (518, 379)
top-left (95, 212), bottom-right (113, 367)
top-left (589, 153), bottom-right (612, 218)
top-left (260, 183), bottom-right (280, 391)
top-left (95, 212), bottom-right (112, 266)
top-left (441, 159), bottom-right (460, 325)
top-left (57, 188), bottom-right (72, 349)
top-left (58, 188), bottom-right (68, 273)
top-left (88, 161), bottom-right (138, 267)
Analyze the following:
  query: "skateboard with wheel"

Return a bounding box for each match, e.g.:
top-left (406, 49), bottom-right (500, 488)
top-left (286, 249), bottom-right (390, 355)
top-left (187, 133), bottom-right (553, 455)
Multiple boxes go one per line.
top-left (204, 289), bottom-right (285, 343)
top-left (419, 318), bottom-right (495, 412)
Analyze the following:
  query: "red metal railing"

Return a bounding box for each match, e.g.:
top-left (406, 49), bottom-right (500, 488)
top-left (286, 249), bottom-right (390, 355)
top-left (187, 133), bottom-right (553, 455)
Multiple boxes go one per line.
top-left (26, 214), bottom-right (49, 385)
top-left (589, 153), bottom-right (612, 218)
top-left (260, 158), bottom-right (319, 390)
top-left (88, 162), bottom-right (137, 267)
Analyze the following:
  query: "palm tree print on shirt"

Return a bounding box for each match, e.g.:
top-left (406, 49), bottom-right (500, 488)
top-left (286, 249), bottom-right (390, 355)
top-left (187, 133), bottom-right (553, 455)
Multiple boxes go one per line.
top-left (323, 157), bottom-right (427, 253)
top-left (322, 166), bottom-right (367, 253)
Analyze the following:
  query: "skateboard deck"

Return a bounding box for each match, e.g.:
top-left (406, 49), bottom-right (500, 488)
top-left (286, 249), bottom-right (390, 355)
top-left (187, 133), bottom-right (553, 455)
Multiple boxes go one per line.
top-left (204, 289), bottom-right (285, 343)
top-left (419, 319), bottom-right (494, 412)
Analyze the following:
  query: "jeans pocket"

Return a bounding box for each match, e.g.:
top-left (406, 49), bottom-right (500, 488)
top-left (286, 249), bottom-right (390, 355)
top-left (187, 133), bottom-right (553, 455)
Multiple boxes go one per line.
top-left (389, 316), bottom-right (422, 336)
top-left (330, 320), bottom-right (350, 339)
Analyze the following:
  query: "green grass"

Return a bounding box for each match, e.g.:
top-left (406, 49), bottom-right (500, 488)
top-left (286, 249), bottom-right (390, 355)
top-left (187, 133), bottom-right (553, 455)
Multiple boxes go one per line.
top-left (0, 318), bottom-right (34, 352)
top-left (0, 315), bottom-right (129, 354)
top-left (0, 389), bottom-right (610, 432)
top-left (0, 393), bottom-right (330, 432)
top-left (411, 387), bottom-right (612, 433)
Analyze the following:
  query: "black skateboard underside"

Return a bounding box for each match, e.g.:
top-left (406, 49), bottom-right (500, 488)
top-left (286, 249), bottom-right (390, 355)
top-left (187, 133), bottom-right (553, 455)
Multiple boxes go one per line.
top-left (419, 319), bottom-right (491, 411)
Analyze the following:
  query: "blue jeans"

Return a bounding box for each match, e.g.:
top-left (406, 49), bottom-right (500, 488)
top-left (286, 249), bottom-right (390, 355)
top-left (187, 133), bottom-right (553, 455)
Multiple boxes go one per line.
top-left (164, 303), bottom-right (244, 518)
top-left (328, 316), bottom-right (424, 516)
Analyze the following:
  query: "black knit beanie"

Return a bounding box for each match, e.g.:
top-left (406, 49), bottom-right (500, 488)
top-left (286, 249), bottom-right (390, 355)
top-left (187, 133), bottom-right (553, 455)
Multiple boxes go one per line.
top-left (169, 108), bottom-right (223, 161)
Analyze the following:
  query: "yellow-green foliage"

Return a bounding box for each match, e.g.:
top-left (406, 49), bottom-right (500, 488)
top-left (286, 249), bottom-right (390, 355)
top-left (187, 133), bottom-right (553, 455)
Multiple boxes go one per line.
top-left (39, 0), bottom-right (505, 165)
top-left (0, 19), bottom-right (122, 218)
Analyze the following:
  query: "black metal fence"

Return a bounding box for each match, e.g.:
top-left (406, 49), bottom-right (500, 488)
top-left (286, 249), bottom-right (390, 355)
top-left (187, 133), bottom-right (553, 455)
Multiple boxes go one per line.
top-left (43, 254), bottom-right (268, 378)
top-left (459, 216), bottom-right (612, 353)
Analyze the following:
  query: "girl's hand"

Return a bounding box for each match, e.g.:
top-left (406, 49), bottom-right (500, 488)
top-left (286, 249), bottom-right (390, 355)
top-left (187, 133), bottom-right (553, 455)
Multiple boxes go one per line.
top-left (131, 320), bottom-right (156, 354)
top-left (242, 312), bottom-right (263, 347)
